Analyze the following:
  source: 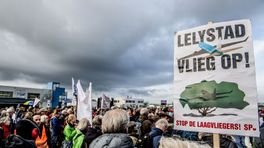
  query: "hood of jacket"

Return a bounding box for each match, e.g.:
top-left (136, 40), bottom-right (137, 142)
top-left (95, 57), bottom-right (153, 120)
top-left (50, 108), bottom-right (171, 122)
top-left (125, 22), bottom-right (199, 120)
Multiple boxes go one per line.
top-left (90, 133), bottom-right (134, 148)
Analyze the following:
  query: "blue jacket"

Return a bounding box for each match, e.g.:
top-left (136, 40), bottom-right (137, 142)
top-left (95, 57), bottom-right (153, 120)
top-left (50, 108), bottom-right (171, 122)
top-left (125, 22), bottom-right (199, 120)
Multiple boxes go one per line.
top-left (51, 117), bottom-right (62, 136)
top-left (260, 122), bottom-right (264, 128)
top-left (149, 128), bottom-right (163, 148)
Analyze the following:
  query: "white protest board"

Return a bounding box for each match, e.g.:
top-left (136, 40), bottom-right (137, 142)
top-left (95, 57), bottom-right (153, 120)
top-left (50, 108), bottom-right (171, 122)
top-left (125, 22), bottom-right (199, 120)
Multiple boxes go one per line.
top-left (173, 19), bottom-right (259, 137)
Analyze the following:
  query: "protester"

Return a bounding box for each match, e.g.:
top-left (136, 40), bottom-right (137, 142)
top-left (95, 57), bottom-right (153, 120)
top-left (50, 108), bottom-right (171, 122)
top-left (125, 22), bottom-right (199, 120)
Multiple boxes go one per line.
top-left (38, 108), bottom-right (48, 116)
top-left (128, 108), bottom-right (136, 122)
top-left (72, 118), bottom-right (90, 148)
top-left (6, 107), bottom-right (15, 134)
top-left (85, 115), bottom-right (102, 147)
top-left (63, 114), bottom-right (76, 148)
top-left (127, 121), bottom-right (138, 145)
top-left (1, 103), bottom-right (262, 148)
top-left (11, 119), bottom-right (39, 148)
top-left (148, 118), bottom-right (169, 148)
top-left (0, 116), bottom-right (11, 139)
top-left (40, 115), bottom-right (49, 126)
top-left (0, 126), bottom-right (4, 147)
top-left (33, 114), bottom-right (51, 147)
top-left (50, 111), bottom-right (63, 148)
top-left (67, 108), bottom-right (74, 115)
top-left (139, 108), bottom-right (153, 139)
top-left (90, 109), bottom-right (134, 148)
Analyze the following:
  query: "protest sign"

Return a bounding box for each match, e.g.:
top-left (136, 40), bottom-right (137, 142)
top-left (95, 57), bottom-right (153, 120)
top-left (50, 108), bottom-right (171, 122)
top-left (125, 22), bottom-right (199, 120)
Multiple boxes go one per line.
top-left (161, 100), bottom-right (167, 105)
top-left (173, 19), bottom-right (259, 137)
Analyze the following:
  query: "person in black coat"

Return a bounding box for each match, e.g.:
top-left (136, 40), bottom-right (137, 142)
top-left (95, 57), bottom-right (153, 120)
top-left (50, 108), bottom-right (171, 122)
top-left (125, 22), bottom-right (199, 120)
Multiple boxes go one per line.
top-left (85, 115), bottom-right (102, 147)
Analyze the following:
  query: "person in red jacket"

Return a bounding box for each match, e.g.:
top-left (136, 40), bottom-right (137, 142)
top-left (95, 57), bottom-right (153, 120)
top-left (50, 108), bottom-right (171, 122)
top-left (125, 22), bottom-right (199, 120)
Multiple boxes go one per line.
top-left (0, 116), bottom-right (11, 139)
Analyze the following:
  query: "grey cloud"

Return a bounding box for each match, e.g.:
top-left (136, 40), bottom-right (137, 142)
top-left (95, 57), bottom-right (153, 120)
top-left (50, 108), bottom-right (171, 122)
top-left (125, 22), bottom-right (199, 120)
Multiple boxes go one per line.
top-left (0, 0), bottom-right (263, 100)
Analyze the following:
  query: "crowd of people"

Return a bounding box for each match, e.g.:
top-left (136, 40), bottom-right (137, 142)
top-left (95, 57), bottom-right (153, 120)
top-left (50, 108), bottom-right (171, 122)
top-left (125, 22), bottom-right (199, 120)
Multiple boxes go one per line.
top-left (0, 104), bottom-right (263, 148)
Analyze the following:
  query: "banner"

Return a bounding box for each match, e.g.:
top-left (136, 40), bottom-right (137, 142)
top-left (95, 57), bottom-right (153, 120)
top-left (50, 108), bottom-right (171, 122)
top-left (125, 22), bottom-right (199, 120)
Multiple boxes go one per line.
top-left (23, 100), bottom-right (33, 106)
top-left (161, 100), bottom-right (167, 105)
top-left (76, 80), bottom-right (93, 124)
top-left (173, 19), bottom-right (259, 137)
top-left (33, 97), bottom-right (40, 107)
top-left (101, 94), bottom-right (111, 109)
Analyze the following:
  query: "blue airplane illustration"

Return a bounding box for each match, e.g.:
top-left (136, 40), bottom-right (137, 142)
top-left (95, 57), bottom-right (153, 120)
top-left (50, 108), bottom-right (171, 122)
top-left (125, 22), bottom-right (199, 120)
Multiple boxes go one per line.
top-left (199, 42), bottom-right (223, 56)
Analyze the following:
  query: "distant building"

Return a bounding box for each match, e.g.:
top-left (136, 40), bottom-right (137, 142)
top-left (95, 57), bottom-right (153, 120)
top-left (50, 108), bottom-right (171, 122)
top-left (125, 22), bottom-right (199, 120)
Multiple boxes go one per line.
top-left (0, 82), bottom-right (67, 108)
top-left (114, 96), bottom-right (144, 108)
top-left (0, 85), bottom-right (51, 107)
top-left (47, 82), bottom-right (67, 108)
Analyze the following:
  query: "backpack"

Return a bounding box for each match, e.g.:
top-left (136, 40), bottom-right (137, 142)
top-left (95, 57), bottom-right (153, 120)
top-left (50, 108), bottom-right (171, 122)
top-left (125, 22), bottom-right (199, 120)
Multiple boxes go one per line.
top-left (136, 133), bottom-right (152, 148)
top-left (5, 134), bottom-right (36, 148)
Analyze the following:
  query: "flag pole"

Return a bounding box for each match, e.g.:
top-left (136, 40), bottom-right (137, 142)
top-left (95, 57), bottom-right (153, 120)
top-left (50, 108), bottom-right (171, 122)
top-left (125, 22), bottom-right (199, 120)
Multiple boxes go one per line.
top-left (88, 82), bottom-right (93, 125)
top-left (75, 94), bottom-right (78, 117)
top-left (72, 77), bottom-right (78, 117)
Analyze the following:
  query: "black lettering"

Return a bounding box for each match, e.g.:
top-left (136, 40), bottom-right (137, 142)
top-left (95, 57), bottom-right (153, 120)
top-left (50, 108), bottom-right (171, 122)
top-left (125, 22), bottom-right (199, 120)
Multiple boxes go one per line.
top-left (245, 52), bottom-right (250, 68)
top-left (198, 30), bottom-right (206, 42)
top-left (193, 58), bottom-right (197, 72)
top-left (192, 32), bottom-right (199, 45)
top-left (206, 28), bottom-right (215, 42)
top-left (221, 54), bottom-right (231, 69)
top-left (235, 24), bottom-right (245, 38)
top-left (224, 25), bottom-right (235, 39)
top-left (198, 57), bottom-right (205, 71)
top-left (185, 33), bottom-right (191, 46)
top-left (206, 57), bottom-right (215, 70)
top-left (186, 59), bottom-right (192, 72)
top-left (232, 53), bottom-right (243, 68)
top-left (177, 59), bottom-right (184, 73)
top-left (215, 26), bottom-right (224, 39)
top-left (178, 35), bottom-right (184, 47)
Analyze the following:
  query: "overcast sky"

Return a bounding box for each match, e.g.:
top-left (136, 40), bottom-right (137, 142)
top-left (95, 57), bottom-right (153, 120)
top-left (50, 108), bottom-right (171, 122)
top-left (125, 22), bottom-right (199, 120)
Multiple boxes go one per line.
top-left (0, 0), bottom-right (263, 103)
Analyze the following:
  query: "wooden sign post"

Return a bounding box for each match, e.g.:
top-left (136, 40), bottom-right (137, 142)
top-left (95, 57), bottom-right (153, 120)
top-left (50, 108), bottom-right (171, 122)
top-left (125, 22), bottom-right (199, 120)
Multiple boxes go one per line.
top-left (213, 133), bottom-right (220, 148)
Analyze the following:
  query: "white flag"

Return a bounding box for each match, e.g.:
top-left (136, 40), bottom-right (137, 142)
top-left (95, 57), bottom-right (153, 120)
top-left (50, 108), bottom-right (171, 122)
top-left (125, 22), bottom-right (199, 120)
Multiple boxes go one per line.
top-left (33, 97), bottom-right (40, 107)
top-left (87, 82), bottom-right (93, 125)
top-left (101, 94), bottom-right (111, 109)
top-left (76, 80), bottom-right (93, 125)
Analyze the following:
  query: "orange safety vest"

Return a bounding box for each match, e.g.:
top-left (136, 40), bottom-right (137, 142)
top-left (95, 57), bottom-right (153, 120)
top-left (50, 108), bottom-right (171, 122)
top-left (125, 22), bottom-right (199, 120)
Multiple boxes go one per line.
top-left (35, 125), bottom-right (49, 148)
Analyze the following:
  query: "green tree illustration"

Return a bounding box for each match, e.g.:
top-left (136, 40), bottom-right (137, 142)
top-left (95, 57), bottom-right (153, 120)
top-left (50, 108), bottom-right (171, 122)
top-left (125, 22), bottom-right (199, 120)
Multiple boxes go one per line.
top-left (179, 80), bottom-right (249, 116)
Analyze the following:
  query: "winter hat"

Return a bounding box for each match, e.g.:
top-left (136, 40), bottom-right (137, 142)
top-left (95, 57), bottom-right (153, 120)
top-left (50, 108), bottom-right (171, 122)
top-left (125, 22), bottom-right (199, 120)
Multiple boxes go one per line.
top-left (15, 119), bottom-right (40, 140)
